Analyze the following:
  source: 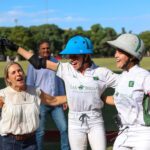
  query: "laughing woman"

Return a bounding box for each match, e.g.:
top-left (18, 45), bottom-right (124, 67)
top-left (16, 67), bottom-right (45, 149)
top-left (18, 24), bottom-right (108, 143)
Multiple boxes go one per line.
top-left (0, 62), bottom-right (66, 150)
top-left (106, 33), bottom-right (150, 150)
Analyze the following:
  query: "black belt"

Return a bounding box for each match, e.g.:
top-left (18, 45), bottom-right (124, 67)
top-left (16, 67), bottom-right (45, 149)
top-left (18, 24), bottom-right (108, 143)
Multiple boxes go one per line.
top-left (8, 132), bottom-right (35, 141)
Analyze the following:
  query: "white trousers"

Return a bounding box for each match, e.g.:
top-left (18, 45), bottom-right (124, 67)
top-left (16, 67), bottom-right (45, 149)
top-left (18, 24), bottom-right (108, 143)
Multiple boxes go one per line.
top-left (113, 125), bottom-right (150, 150)
top-left (68, 111), bottom-right (106, 150)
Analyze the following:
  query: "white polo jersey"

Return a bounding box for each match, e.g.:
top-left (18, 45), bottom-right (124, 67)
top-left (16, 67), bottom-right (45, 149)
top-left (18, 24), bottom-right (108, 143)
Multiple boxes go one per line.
top-left (56, 62), bottom-right (118, 112)
top-left (114, 65), bottom-right (150, 126)
top-left (0, 85), bottom-right (41, 135)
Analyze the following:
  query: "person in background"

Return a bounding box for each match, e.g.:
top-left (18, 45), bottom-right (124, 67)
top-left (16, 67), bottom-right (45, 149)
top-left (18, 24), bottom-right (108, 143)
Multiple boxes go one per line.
top-left (26, 40), bottom-right (70, 150)
top-left (105, 33), bottom-right (150, 150)
top-left (0, 62), bottom-right (66, 150)
top-left (4, 35), bottom-right (119, 150)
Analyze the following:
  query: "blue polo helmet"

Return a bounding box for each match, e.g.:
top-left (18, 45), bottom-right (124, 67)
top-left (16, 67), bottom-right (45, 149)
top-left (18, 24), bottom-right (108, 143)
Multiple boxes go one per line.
top-left (60, 35), bottom-right (93, 55)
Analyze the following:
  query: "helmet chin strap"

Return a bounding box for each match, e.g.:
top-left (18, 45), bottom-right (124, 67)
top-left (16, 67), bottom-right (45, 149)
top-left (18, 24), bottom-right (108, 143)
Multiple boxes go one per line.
top-left (78, 55), bottom-right (92, 72)
top-left (122, 57), bottom-right (134, 71)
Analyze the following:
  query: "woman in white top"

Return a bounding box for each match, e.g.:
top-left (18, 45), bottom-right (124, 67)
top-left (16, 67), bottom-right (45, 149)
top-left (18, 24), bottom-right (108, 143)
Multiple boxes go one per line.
top-left (0, 62), bottom-right (66, 150)
top-left (106, 33), bottom-right (150, 150)
top-left (3, 35), bottom-right (118, 150)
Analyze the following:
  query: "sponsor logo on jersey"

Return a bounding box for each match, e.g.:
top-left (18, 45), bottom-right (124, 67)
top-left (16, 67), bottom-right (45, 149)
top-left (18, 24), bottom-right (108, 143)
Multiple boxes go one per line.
top-left (78, 85), bottom-right (84, 90)
top-left (93, 76), bottom-right (99, 80)
top-left (70, 85), bottom-right (98, 92)
top-left (129, 81), bottom-right (134, 87)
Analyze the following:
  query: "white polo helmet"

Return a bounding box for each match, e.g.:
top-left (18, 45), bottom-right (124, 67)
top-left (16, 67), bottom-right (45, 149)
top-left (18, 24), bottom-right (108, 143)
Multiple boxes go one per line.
top-left (107, 33), bottom-right (145, 60)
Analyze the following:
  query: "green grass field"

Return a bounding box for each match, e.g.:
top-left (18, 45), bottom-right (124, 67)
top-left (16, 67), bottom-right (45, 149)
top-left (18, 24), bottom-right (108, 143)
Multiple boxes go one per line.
top-left (0, 56), bottom-right (149, 77)
top-left (0, 57), bottom-right (149, 150)
top-left (94, 57), bottom-right (150, 71)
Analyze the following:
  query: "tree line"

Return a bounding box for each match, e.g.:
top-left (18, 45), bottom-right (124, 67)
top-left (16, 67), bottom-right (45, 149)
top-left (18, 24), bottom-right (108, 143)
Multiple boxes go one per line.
top-left (0, 23), bottom-right (150, 59)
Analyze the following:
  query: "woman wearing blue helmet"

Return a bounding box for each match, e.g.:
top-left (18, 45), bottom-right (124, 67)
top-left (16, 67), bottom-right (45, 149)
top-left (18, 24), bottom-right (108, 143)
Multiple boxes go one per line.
top-left (59, 36), bottom-right (94, 73)
top-left (4, 35), bottom-right (118, 150)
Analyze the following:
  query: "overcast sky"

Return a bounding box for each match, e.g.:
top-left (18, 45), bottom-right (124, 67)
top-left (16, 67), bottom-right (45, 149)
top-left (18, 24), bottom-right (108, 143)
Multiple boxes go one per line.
top-left (0, 0), bottom-right (150, 34)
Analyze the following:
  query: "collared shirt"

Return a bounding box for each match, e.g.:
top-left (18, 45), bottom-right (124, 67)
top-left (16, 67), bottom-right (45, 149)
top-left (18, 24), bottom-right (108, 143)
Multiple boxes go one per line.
top-left (26, 57), bottom-right (65, 96)
top-left (56, 62), bottom-right (118, 112)
top-left (114, 65), bottom-right (150, 126)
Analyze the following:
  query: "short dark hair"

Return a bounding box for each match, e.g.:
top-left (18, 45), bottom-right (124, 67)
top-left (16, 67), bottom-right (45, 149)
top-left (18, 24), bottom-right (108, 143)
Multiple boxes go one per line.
top-left (37, 39), bottom-right (50, 49)
top-left (131, 57), bottom-right (140, 65)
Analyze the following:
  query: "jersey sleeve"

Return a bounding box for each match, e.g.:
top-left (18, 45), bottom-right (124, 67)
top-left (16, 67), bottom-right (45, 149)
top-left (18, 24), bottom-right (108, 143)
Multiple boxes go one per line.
top-left (56, 62), bottom-right (68, 80)
top-left (104, 68), bottom-right (120, 88)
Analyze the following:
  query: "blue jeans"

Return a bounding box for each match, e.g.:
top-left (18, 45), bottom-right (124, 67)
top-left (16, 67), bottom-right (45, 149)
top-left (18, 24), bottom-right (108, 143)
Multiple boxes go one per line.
top-left (1, 134), bottom-right (37, 150)
top-left (36, 105), bottom-right (70, 150)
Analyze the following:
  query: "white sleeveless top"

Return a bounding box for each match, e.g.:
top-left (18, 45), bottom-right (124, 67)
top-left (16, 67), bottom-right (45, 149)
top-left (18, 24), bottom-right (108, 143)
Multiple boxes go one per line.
top-left (0, 85), bottom-right (41, 135)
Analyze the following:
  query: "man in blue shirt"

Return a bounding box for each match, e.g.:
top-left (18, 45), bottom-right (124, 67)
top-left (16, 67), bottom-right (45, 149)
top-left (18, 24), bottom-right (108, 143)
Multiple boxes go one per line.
top-left (26, 40), bottom-right (70, 150)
